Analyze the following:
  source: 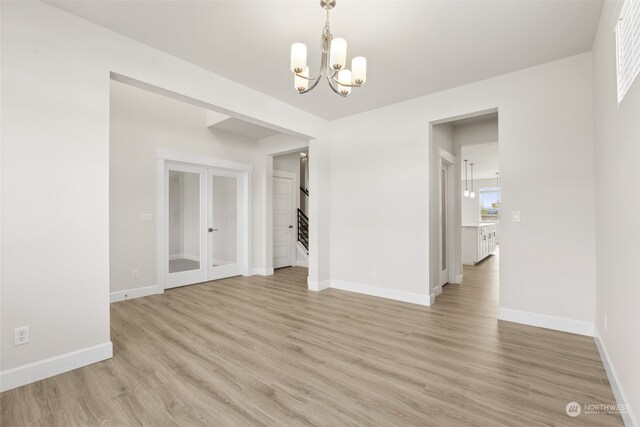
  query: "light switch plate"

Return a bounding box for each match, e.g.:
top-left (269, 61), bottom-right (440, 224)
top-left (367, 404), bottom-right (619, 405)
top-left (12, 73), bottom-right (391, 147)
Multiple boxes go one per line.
top-left (139, 213), bottom-right (153, 223)
top-left (512, 211), bottom-right (521, 222)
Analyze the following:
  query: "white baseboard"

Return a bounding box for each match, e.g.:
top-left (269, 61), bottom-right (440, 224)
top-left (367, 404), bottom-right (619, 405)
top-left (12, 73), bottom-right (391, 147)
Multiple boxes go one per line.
top-left (295, 260), bottom-right (309, 268)
top-left (455, 274), bottom-right (464, 284)
top-left (594, 332), bottom-right (638, 427)
top-left (252, 267), bottom-right (274, 276)
top-left (308, 279), bottom-right (330, 292)
top-left (0, 341), bottom-right (113, 393)
top-left (429, 293), bottom-right (436, 305)
top-left (330, 280), bottom-right (430, 306)
top-left (497, 308), bottom-right (594, 337)
top-left (429, 285), bottom-right (443, 305)
top-left (110, 285), bottom-right (159, 303)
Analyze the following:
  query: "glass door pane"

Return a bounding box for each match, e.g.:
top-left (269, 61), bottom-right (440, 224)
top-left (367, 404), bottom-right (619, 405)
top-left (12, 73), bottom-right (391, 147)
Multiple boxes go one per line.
top-left (166, 167), bottom-right (206, 289)
top-left (168, 170), bottom-right (201, 272)
top-left (208, 173), bottom-right (241, 280)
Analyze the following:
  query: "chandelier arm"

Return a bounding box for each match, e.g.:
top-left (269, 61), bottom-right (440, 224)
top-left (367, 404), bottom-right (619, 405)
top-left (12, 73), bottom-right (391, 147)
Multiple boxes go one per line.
top-left (329, 74), bottom-right (363, 88)
top-left (297, 49), bottom-right (329, 94)
top-left (294, 70), bottom-right (323, 81)
top-left (326, 74), bottom-right (347, 97)
top-left (298, 73), bottom-right (324, 94)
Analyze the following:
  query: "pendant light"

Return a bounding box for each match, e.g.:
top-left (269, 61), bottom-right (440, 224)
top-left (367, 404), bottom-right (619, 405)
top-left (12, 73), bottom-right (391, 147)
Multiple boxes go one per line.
top-left (463, 159), bottom-right (470, 197)
top-left (470, 163), bottom-right (476, 198)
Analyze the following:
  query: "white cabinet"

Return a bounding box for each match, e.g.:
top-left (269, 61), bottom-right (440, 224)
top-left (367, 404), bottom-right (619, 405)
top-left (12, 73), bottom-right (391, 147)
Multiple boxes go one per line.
top-left (462, 223), bottom-right (497, 265)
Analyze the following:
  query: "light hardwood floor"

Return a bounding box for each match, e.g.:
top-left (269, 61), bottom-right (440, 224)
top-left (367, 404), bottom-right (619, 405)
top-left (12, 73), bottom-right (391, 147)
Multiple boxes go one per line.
top-left (1, 252), bottom-right (623, 426)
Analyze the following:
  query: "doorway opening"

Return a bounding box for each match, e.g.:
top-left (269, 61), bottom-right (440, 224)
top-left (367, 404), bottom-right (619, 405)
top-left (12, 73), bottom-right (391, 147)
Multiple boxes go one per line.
top-left (272, 149), bottom-right (309, 270)
top-left (430, 110), bottom-right (500, 304)
top-left (109, 79), bottom-right (316, 303)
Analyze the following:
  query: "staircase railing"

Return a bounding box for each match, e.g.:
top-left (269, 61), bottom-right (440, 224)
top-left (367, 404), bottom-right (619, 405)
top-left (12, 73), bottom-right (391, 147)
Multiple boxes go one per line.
top-left (297, 208), bottom-right (309, 252)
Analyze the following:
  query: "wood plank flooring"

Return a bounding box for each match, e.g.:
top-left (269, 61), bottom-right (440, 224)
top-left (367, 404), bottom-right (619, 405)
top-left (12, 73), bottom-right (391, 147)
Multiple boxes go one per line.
top-left (0, 251), bottom-right (623, 426)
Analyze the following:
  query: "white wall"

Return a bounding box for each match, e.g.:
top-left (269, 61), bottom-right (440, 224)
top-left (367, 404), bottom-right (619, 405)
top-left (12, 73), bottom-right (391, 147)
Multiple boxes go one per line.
top-left (453, 118), bottom-right (499, 147)
top-left (274, 151), bottom-right (304, 176)
top-left (0, 1), bottom-right (323, 391)
top-left (592, 2), bottom-right (640, 424)
top-left (308, 140), bottom-right (331, 290)
top-left (327, 53), bottom-right (596, 328)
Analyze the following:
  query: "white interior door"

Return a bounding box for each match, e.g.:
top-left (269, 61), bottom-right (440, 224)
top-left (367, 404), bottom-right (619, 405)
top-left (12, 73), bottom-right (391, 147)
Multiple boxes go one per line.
top-left (165, 164), bottom-right (207, 289)
top-left (273, 171), bottom-right (295, 269)
top-left (207, 170), bottom-right (243, 281)
top-left (439, 162), bottom-right (449, 286)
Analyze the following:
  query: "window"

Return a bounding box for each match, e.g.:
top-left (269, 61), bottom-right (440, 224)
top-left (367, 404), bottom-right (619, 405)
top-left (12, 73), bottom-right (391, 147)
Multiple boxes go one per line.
top-left (479, 188), bottom-right (500, 222)
top-left (616, 0), bottom-right (640, 102)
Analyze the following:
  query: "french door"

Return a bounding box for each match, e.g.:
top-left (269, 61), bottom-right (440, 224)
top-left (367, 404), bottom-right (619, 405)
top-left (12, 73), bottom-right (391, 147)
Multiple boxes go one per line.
top-left (164, 162), bottom-right (246, 289)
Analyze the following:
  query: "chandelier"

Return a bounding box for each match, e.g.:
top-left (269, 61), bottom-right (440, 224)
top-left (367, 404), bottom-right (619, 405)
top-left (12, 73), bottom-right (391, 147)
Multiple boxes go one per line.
top-left (290, 0), bottom-right (367, 97)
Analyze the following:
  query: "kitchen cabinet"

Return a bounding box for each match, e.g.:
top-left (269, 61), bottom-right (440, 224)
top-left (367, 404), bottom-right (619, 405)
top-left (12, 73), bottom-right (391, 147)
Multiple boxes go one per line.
top-left (462, 223), bottom-right (497, 265)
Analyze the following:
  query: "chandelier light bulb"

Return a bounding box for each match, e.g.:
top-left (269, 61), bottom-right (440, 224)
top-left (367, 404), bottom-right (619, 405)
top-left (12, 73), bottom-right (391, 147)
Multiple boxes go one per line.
top-left (338, 69), bottom-right (352, 95)
top-left (464, 190), bottom-right (470, 197)
top-left (330, 38), bottom-right (347, 70)
top-left (352, 57), bottom-right (367, 85)
top-left (470, 191), bottom-right (476, 198)
top-left (295, 67), bottom-right (309, 92)
top-left (290, 43), bottom-right (307, 73)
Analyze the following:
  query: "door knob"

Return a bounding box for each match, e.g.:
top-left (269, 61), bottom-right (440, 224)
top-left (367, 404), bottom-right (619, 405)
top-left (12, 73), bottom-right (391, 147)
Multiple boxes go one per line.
top-left (208, 228), bottom-right (218, 232)
top-left (289, 225), bottom-right (293, 229)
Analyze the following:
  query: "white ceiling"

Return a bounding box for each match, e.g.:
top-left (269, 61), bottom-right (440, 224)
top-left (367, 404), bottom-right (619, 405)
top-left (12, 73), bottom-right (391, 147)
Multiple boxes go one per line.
top-left (461, 142), bottom-right (499, 181)
top-left (47, 0), bottom-right (603, 120)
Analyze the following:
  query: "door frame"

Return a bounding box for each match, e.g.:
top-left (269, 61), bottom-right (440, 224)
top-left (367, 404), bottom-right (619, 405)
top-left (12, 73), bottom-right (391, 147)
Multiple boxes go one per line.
top-left (273, 169), bottom-right (298, 269)
top-left (439, 148), bottom-right (456, 287)
top-left (156, 149), bottom-right (252, 293)
top-left (429, 107), bottom-right (499, 306)
top-left (264, 144), bottom-right (309, 278)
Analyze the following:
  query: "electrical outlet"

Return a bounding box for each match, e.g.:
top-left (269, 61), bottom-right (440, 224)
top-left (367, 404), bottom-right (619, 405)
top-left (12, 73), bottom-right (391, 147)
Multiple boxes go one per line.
top-left (512, 211), bottom-right (521, 222)
top-left (139, 213), bottom-right (153, 223)
top-left (604, 314), bottom-right (608, 332)
top-left (14, 326), bottom-right (29, 346)
top-left (372, 267), bottom-right (380, 278)
top-left (132, 269), bottom-right (140, 279)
